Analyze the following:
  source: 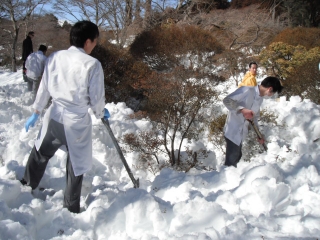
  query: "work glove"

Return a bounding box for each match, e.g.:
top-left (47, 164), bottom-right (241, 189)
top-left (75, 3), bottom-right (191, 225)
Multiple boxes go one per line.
top-left (104, 108), bottom-right (110, 120)
top-left (25, 113), bottom-right (39, 132)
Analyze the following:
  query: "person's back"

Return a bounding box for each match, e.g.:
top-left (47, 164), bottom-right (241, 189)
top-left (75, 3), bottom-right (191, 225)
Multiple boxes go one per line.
top-left (21, 21), bottom-right (108, 214)
top-left (25, 45), bottom-right (47, 98)
top-left (25, 46), bottom-right (47, 80)
top-left (43, 47), bottom-right (102, 111)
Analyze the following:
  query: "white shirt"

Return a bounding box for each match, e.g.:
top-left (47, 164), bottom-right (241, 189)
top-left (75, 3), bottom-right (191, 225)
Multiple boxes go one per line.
top-left (25, 51), bottom-right (47, 80)
top-left (223, 86), bottom-right (263, 146)
top-left (33, 46), bottom-right (105, 176)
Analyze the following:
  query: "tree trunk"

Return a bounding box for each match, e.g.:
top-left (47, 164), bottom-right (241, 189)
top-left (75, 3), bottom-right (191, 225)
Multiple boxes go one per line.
top-left (134, 0), bottom-right (142, 27)
top-left (271, 2), bottom-right (276, 22)
top-left (178, 0), bottom-right (184, 9)
top-left (135, 0), bottom-right (141, 19)
top-left (286, 5), bottom-right (292, 27)
top-left (125, 0), bottom-right (133, 26)
top-left (144, 0), bottom-right (152, 29)
top-left (11, 24), bottom-right (19, 72)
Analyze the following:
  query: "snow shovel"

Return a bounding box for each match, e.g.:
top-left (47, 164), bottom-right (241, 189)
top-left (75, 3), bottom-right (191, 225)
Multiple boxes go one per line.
top-left (101, 118), bottom-right (139, 188)
top-left (247, 119), bottom-right (268, 151)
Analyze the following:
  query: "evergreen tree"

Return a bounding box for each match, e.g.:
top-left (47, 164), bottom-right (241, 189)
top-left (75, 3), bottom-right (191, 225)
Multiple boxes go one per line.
top-left (284, 0), bottom-right (309, 27)
top-left (305, 0), bottom-right (320, 27)
top-left (284, 0), bottom-right (320, 27)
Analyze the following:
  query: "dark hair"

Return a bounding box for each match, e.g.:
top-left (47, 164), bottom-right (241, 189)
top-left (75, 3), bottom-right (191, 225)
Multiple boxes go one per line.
top-left (249, 62), bottom-right (257, 68)
top-left (261, 76), bottom-right (283, 94)
top-left (70, 21), bottom-right (99, 48)
top-left (38, 45), bottom-right (47, 52)
top-left (28, 31), bottom-right (35, 36)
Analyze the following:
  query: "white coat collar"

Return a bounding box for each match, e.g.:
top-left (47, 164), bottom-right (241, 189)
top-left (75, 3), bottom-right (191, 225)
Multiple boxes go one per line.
top-left (255, 85), bottom-right (262, 99)
top-left (68, 46), bottom-right (86, 54)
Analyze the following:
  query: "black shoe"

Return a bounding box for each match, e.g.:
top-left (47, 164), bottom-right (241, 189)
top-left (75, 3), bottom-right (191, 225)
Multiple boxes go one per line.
top-left (20, 179), bottom-right (27, 185)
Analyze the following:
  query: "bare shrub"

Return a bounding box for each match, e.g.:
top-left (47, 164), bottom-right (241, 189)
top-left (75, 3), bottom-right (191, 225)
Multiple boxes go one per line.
top-left (242, 109), bottom-right (282, 161)
top-left (271, 27), bottom-right (320, 50)
top-left (122, 66), bottom-right (222, 168)
top-left (195, 4), bottom-right (284, 51)
top-left (230, 0), bottom-right (261, 9)
top-left (182, 147), bottom-right (209, 173)
top-left (91, 42), bottom-right (151, 108)
top-left (124, 23), bottom-right (227, 169)
top-left (94, 25), bottom-right (225, 171)
top-left (123, 130), bottom-right (210, 174)
top-left (208, 114), bottom-right (227, 153)
top-left (129, 24), bottom-right (224, 71)
top-left (241, 126), bottom-right (264, 162)
top-left (217, 49), bottom-right (256, 86)
top-left (260, 109), bottom-right (278, 125)
top-left (122, 130), bottom-right (166, 175)
top-left (146, 68), bottom-right (221, 166)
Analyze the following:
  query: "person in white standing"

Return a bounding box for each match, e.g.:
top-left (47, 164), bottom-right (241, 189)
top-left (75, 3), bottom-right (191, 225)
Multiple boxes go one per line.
top-left (223, 76), bottom-right (283, 167)
top-left (20, 21), bottom-right (110, 213)
top-left (25, 44), bottom-right (47, 99)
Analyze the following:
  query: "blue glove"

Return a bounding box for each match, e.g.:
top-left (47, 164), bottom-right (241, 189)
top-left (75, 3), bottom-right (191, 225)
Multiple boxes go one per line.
top-left (104, 108), bottom-right (110, 120)
top-left (25, 113), bottom-right (39, 132)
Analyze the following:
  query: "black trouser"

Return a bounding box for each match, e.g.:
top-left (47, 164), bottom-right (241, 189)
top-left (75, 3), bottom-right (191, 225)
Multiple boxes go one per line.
top-left (22, 119), bottom-right (83, 213)
top-left (23, 62), bottom-right (28, 82)
top-left (26, 76), bottom-right (40, 101)
top-left (224, 137), bottom-right (242, 167)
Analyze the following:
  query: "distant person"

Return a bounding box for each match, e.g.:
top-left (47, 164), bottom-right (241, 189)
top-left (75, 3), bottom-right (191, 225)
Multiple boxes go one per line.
top-left (22, 31), bottom-right (35, 81)
top-left (20, 21), bottom-right (110, 213)
top-left (238, 62), bottom-right (258, 87)
top-left (223, 76), bottom-right (283, 167)
top-left (25, 45), bottom-right (47, 99)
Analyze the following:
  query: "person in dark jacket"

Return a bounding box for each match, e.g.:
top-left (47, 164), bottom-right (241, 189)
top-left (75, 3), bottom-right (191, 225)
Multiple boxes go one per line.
top-left (22, 31), bottom-right (34, 81)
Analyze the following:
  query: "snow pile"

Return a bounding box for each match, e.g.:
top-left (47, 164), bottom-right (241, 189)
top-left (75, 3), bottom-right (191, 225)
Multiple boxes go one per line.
top-left (0, 69), bottom-right (320, 239)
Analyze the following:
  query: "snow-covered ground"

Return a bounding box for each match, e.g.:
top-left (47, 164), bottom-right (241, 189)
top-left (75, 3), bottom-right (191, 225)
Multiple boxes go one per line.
top-left (0, 68), bottom-right (320, 239)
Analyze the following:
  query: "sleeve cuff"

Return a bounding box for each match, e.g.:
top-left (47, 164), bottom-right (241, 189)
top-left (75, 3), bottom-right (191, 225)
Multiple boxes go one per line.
top-left (237, 106), bottom-right (244, 113)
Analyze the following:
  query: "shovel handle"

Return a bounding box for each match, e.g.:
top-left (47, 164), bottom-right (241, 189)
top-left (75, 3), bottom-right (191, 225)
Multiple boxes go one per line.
top-left (247, 120), bottom-right (268, 151)
top-left (101, 118), bottom-right (139, 188)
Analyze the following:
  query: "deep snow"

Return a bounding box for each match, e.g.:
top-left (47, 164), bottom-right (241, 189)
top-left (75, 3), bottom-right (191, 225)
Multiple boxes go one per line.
top-left (0, 68), bottom-right (320, 240)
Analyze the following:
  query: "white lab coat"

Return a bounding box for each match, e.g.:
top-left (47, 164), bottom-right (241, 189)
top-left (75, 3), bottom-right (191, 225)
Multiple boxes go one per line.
top-left (223, 86), bottom-right (263, 146)
top-left (33, 46), bottom-right (105, 176)
top-left (25, 51), bottom-right (47, 80)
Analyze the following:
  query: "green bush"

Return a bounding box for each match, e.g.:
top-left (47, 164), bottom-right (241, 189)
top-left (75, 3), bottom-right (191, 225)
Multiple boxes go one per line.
top-left (284, 58), bottom-right (320, 104)
top-left (259, 42), bottom-right (320, 80)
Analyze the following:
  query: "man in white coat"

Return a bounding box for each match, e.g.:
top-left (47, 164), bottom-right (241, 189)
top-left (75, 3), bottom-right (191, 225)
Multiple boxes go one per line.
top-left (223, 76), bottom-right (283, 167)
top-left (21, 21), bottom-right (110, 213)
top-left (25, 44), bottom-right (47, 99)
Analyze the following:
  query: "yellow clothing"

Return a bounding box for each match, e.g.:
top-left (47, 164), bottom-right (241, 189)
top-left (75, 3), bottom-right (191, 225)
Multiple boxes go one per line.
top-left (238, 71), bottom-right (257, 87)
